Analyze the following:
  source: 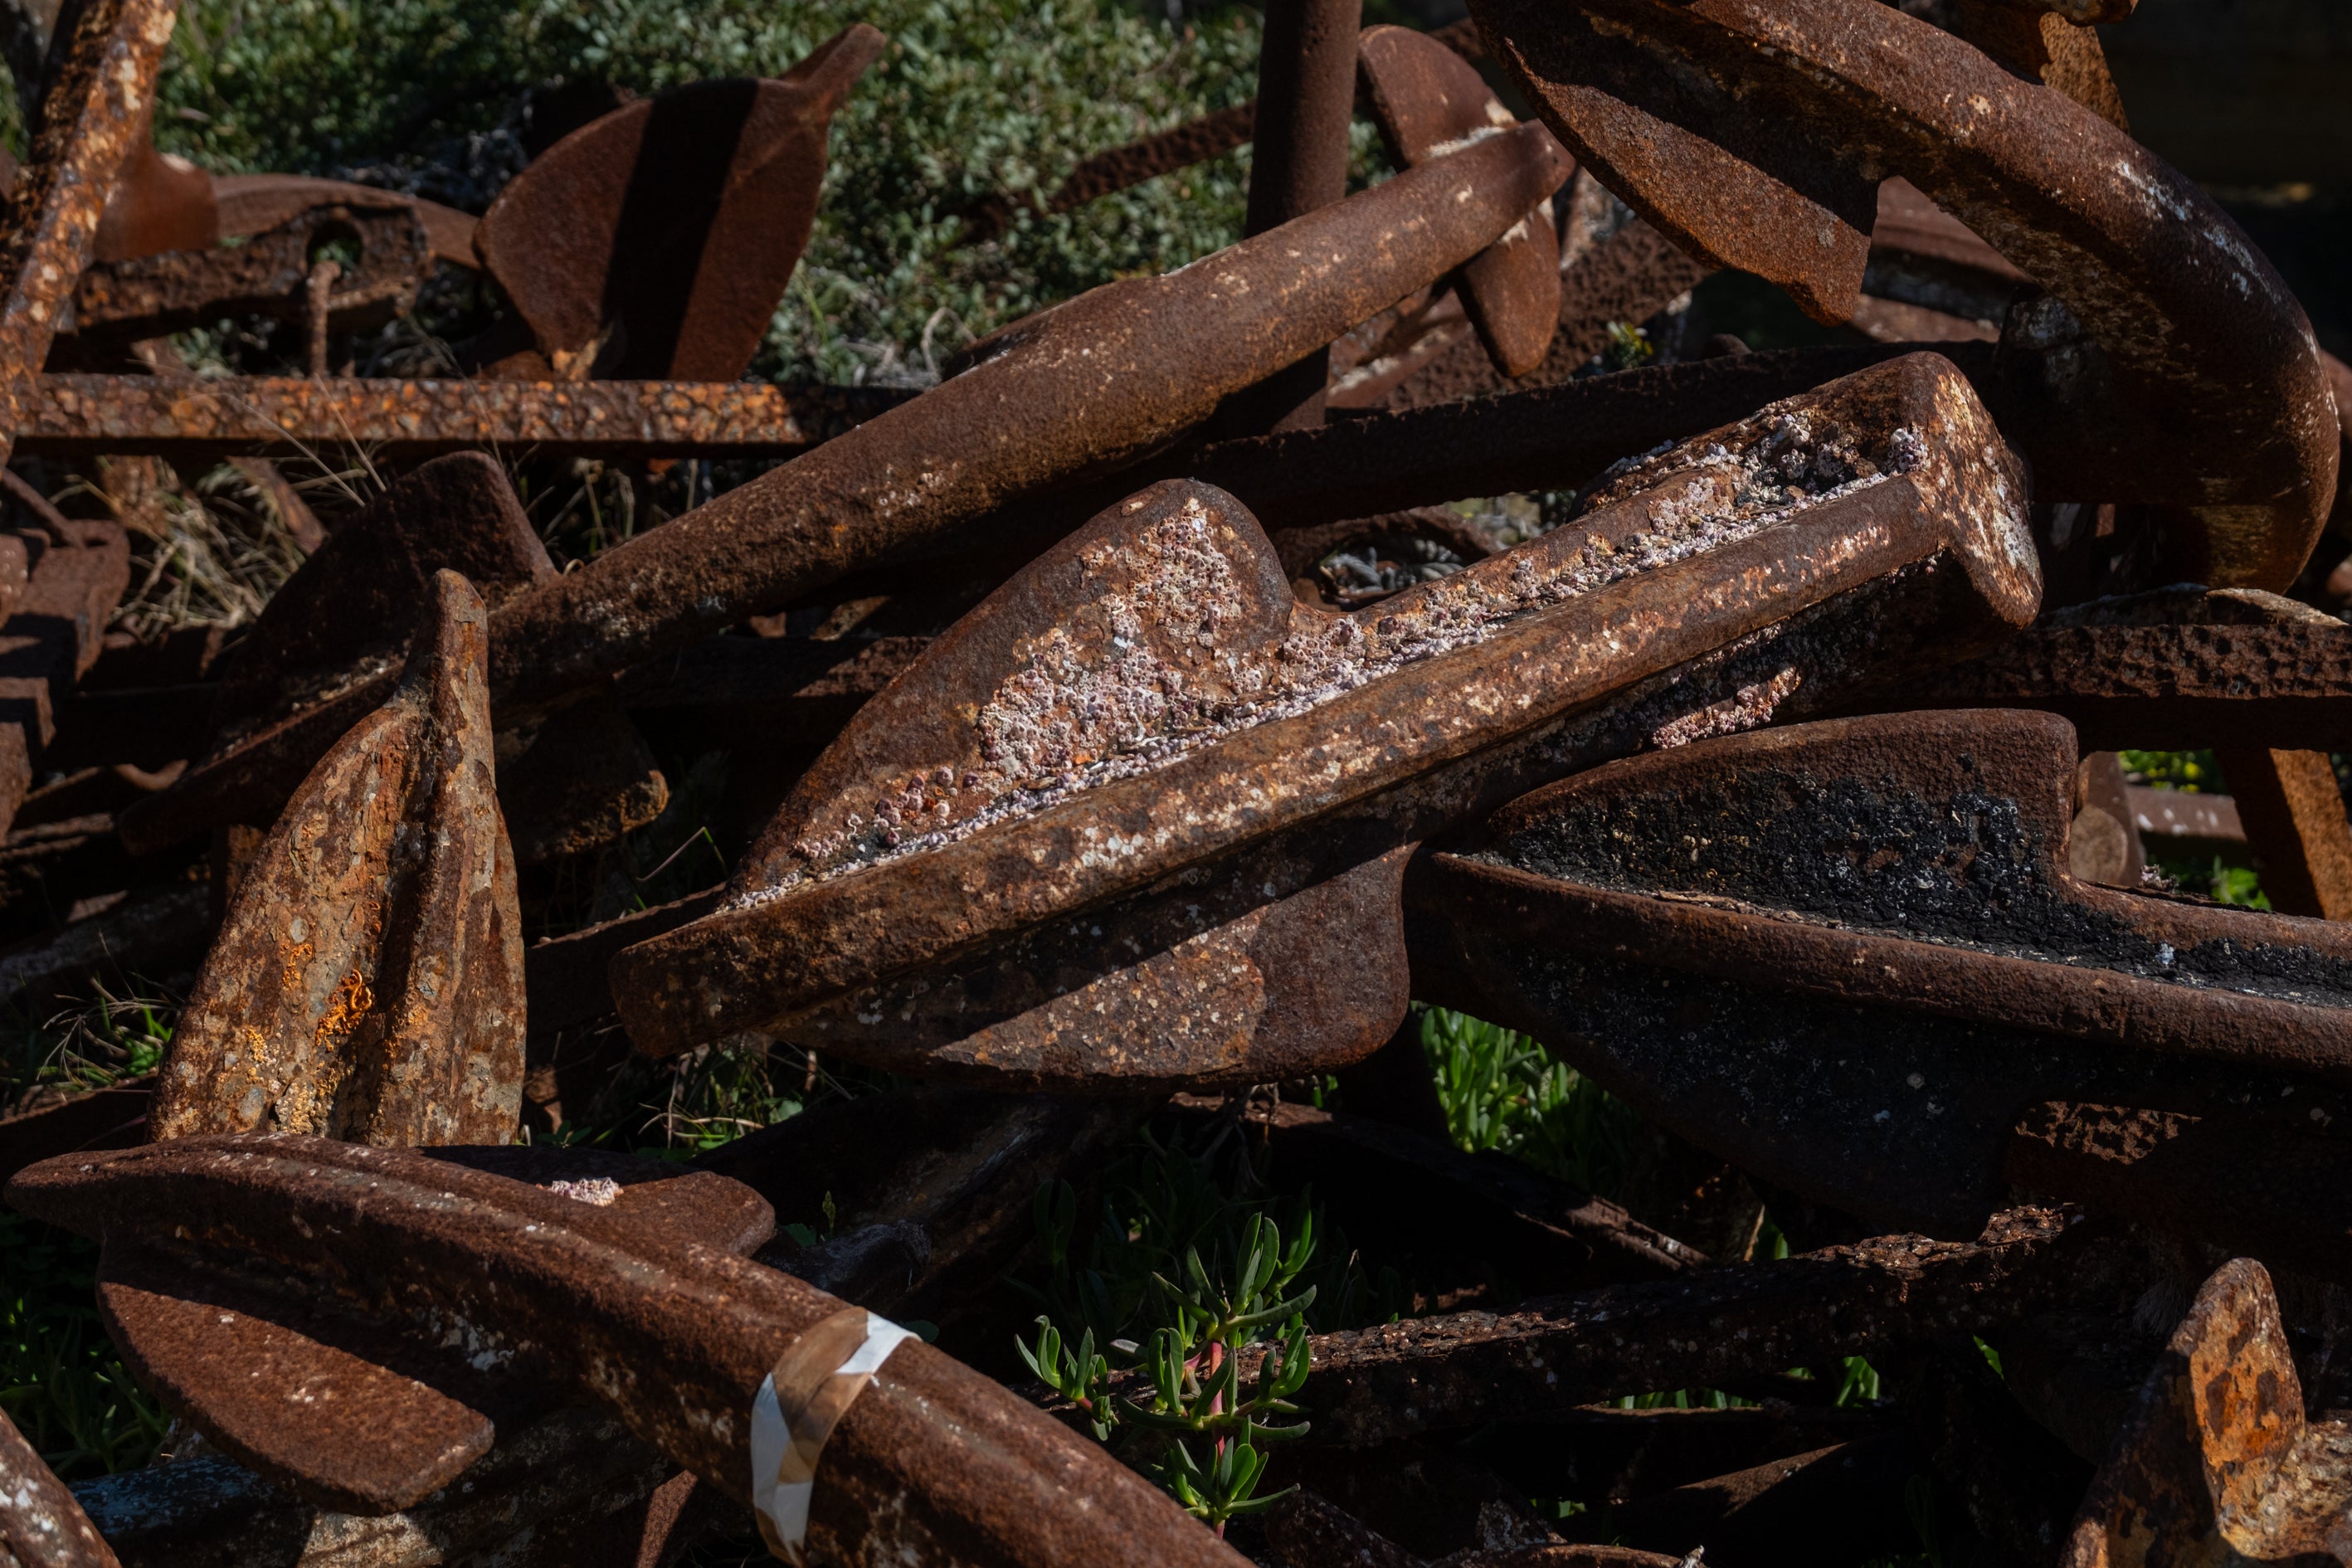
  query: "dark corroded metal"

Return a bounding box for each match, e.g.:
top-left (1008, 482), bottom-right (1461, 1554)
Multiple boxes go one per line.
top-left (612, 353), bottom-right (2035, 1067)
top-left (475, 26), bottom-right (884, 382)
top-left (2213, 745), bottom-right (2352, 923)
top-left (209, 172), bottom-right (479, 268)
top-left (0, 514), bottom-right (132, 837)
top-left (1470, 0), bottom-right (2340, 592)
top-left (17, 373), bottom-right (905, 463)
top-left (1221, 0), bottom-right (1362, 433)
top-left (68, 200), bottom-right (429, 346)
top-left (1880, 587), bottom-right (2352, 752)
top-left (1079, 1208), bottom-right (2083, 1448)
top-left (1043, 101), bottom-right (1256, 218)
top-left (1945, 0), bottom-right (2130, 131)
top-left (2007, 1103), bottom-right (2352, 1285)
top-left (149, 572), bottom-right (523, 1147)
top-left (1357, 26), bottom-right (1560, 379)
top-left (0, 1405), bottom-right (119, 1567)
top-left (1411, 709), bottom-right (2352, 1239)
top-left (0, 0), bottom-right (179, 465)
top-left (2061, 1258), bottom-right (2352, 1566)
top-left (9, 1135), bottom-right (1250, 1567)
top-left (90, 134), bottom-right (212, 265)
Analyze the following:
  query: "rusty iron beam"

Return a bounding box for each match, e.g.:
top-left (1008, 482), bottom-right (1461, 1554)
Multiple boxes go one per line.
top-left (0, 0), bottom-right (179, 465)
top-left (1469, 0), bottom-right (2340, 591)
top-left (2212, 744), bottom-right (2352, 922)
top-left (13, 373), bottom-right (909, 462)
top-left (1074, 1208), bottom-right (2086, 1448)
top-left (9, 1135), bottom-right (1251, 1567)
top-left (610, 353), bottom-right (2035, 1067)
top-left (1410, 709), bottom-right (2352, 1240)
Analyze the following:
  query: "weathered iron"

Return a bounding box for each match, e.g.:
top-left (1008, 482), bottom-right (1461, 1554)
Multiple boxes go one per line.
top-left (0, 1405), bottom-right (119, 1568)
top-left (148, 572), bottom-right (524, 1146)
top-left (1468, 0), bottom-right (2340, 591)
top-left (122, 121), bottom-right (1574, 857)
top-left (1945, 0), bottom-right (2130, 130)
top-left (1411, 708), bottom-right (2352, 1239)
top-left (610, 353), bottom-right (2035, 1069)
top-left (1356, 26), bottom-right (1559, 379)
top-left (66, 199), bottom-right (429, 348)
top-left (474, 26), bottom-right (885, 383)
top-left (2061, 1257), bottom-right (2352, 1566)
top-left (7, 1135), bottom-right (1253, 1566)
top-left (0, 0), bottom-right (179, 465)
top-left (0, 513), bottom-right (131, 835)
top-left (209, 172), bottom-right (478, 268)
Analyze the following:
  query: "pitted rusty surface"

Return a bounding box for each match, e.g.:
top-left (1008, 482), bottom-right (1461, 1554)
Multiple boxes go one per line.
top-left (2062, 1258), bottom-right (2352, 1566)
top-left (475, 27), bottom-right (884, 382)
top-left (1468, 0), bottom-right (2340, 591)
top-left (68, 201), bottom-right (428, 344)
top-left (17, 373), bottom-right (894, 461)
top-left (1414, 709), bottom-right (2352, 1235)
top-left (610, 354), bottom-right (2033, 1056)
top-left (149, 572), bottom-right (524, 1147)
top-left (1357, 25), bottom-right (1561, 379)
top-left (210, 173), bottom-right (479, 267)
top-left (1091, 1208), bottom-right (2080, 1447)
top-left (7, 1136), bottom-right (1249, 1568)
top-left (0, 1406), bottom-right (119, 1567)
top-left (0, 0), bottom-right (180, 464)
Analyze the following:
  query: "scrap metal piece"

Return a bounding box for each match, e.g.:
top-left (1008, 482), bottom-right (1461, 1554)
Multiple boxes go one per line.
top-left (8, 1135), bottom-right (1253, 1566)
top-left (18, 373), bottom-right (902, 465)
top-left (613, 352), bottom-right (2034, 1063)
top-left (1468, 0), bottom-right (2340, 591)
top-left (2062, 1257), bottom-right (2352, 1566)
top-left (0, 1405), bottom-right (119, 1568)
top-left (90, 136), bottom-right (212, 265)
top-left (67, 199), bottom-right (429, 346)
top-left (2212, 745), bottom-right (2352, 921)
top-left (1947, 0), bottom-right (2130, 130)
top-left (149, 572), bottom-right (524, 1146)
top-left (1357, 25), bottom-right (1560, 378)
top-left (209, 172), bottom-right (478, 268)
top-left (1074, 1208), bottom-right (2086, 1447)
top-left (0, 514), bottom-right (131, 835)
top-left (475, 26), bottom-right (884, 382)
top-left (0, 0), bottom-right (178, 464)
top-left (1412, 708), bottom-right (2352, 1239)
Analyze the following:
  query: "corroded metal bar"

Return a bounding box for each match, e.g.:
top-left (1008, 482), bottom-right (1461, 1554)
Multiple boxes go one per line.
top-left (0, 1405), bottom-right (119, 1568)
top-left (0, 0), bottom-right (178, 463)
top-left (14, 373), bottom-right (905, 460)
top-left (8, 1136), bottom-right (1249, 1568)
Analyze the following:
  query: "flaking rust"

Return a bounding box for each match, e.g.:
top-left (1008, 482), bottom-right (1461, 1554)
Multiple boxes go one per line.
top-left (609, 353), bottom-right (2035, 1069)
top-left (149, 571), bottom-right (524, 1147)
top-left (1467, 0), bottom-right (2340, 592)
top-left (7, 1136), bottom-right (1252, 1568)
top-left (2062, 1257), bottom-right (2352, 1566)
top-left (1411, 708), bottom-right (2352, 1239)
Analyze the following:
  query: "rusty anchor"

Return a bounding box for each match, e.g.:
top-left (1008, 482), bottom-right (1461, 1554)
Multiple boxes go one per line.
top-left (7, 1134), bottom-right (1254, 1567)
top-left (474, 25), bottom-right (884, 383)
top-left (607, 352), bottom-right (2037, 1076)
top-left (148, 571), bottom-right (524, 1147)
top-left (1410, 707), bottom-right (2352, 1242)
top-left (1466, 0), bottom-right (2340, 592)
top-left (118, 119), bottom-right (1573, 857)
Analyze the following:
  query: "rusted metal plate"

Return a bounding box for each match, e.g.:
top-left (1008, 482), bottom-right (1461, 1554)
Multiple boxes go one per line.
top-left (210, 172), bottom-right (479, 268)
top-left (68, 200), bottom-right (429, 346)
top-left (1469, 0), bottom-right (2340, 591)
top-left (2061, 1257), bottom-right (2352, 1566)
top-left (0, 1405), bottom-right (119, 1567)
top-left (149, 572), bottom-right (524, 1146)
top-left (0, 515), bottom-right (131, 835)
top-left (2210, 745), bottom-right (2352, 922)
top-left (90, 137), bottom-right (213, 265)
top-left (475, 26), bottom-right (884, 382)
top-left (0, 0), bottom-right (179, 465)
top-left (1358, 26), bottom-right (1561, 378)
top-left (9, 1134), bottom-right (1252, 1566)
top-left (16, 373), bottom-right (901, 463)
top-left (1411, 708), bottom-right (2352, 1238)
top-left (0, 1075), bottom-right (153, 1186)
top-left (493, 693), bottom-right (669, 867)
top-left (1947, 0), bottom-right (2130, 129)
top-left (611, 352), bottom-right (2034, 1063)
